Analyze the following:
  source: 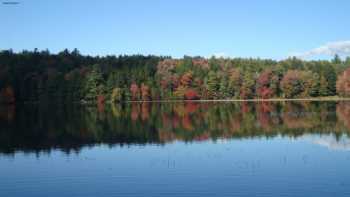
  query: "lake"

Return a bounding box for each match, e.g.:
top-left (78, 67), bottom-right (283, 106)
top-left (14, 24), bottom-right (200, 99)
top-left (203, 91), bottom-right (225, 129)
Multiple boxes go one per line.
top-left (1, 101), bottom-right (350, 197)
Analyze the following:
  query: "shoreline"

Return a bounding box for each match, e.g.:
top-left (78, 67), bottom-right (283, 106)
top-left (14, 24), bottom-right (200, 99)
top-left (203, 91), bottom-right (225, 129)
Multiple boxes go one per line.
top-left (2, 97), bottom-right (350, 106)
top-left (126, 97), bottom-right (350, 103)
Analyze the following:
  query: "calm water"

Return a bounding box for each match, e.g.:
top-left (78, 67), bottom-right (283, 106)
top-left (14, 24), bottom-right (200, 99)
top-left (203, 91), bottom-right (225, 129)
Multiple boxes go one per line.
top-left (1, 101), bottom-right (350, 196)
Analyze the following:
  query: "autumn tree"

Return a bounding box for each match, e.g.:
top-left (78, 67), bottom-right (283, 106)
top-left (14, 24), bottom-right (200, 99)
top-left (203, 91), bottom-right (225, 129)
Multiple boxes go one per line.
top-left (336, 67), bottom-right (350, 97)
top-left (280, 70), bottom-right (319, 98)
top-left (184, 89), bottom-right (199, 100)
top-left (256, 69), bottom-right (279, 99)
top-left (180, 71), bottom-right (193, 87)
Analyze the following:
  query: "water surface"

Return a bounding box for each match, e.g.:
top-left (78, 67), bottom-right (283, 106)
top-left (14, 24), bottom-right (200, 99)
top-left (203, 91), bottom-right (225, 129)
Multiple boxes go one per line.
top-left (1, 101), bottom-right (350, 196)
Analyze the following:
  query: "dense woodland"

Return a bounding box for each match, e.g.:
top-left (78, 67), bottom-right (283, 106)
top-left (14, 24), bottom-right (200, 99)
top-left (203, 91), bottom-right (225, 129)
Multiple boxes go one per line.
top-left (1, 49), bottom-right (350, 104)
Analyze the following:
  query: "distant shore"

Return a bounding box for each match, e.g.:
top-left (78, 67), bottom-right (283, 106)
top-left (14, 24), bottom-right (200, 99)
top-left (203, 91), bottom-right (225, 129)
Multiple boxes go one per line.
top-left (126, 96), bottom-right (350, 103)
top-left (2, 96), bottom-right (350, 106)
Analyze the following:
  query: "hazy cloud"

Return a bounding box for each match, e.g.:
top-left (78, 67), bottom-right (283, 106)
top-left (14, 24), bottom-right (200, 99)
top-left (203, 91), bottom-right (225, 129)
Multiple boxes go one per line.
top-left (293, 40), bottom-right (350, 59)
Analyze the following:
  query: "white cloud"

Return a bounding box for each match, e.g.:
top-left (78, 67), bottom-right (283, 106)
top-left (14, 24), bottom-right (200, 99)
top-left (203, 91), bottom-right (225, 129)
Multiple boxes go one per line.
top-left (292, 40), bottom-right (350, 59)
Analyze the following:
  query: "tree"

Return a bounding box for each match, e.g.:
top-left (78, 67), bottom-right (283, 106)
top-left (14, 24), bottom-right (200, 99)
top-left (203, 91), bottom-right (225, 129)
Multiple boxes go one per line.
top-left (184, 89), bottom-right (199, 100)
top-left (300, 71), bottom-right (319, 97)
top-left (206, 71), bottom-right (219, 99)
top-left (256, 69), bottom-right (279, 99)
top-left (240, 72), bottom-right (255, 99)
top-left (83, 65), bottom-right (105, 102)
top-left (319, 76), bottom-right (329, 96)
top-left (346, 57), bottom-right (350, 65)
top-left (332, 54), bottom-right (342, 64)
top-left (280, 70), bottom-right (319, 98)
top-left (227, 68), bottom-right (241, 98)
top-left (336, 67), bottom-right (350, 97)
top-left (180, 71), bottom-right (193, 87)
top-left (280, 70), bottom-right (304, 98)
top-left (321, 63), bottom-right (337, 95)
top-left (173, 86), bottom-right (186, 99)
top-left (219, 72), bottom-right (230, 99)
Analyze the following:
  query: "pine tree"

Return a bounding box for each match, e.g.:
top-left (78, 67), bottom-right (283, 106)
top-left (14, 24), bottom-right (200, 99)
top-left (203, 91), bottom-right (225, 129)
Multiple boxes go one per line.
top-left (219, 74), bottom-right (230, 99)
top-left (319, 75), bottom-right (329, 96)
top-left (240, 72), bottom-right (255, 99)
top-left (332, 54), bottom-right (342, 64)
top-left (83, 65), bottom-right (105, 102)
top-left (206, 71), bottom-right (219, 99)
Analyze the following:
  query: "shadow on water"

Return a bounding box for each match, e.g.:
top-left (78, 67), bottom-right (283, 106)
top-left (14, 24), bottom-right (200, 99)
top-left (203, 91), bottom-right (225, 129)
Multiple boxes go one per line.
top-left (1, 101), bottom-right (350, 155)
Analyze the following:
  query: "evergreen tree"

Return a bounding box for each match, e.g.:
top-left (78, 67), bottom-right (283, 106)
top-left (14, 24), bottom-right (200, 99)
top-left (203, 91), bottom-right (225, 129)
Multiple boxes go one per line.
top-left (332, 54), bottom-right (342, 64)
top-left (219, 74), bottom-right (230, 99)
top-left (319, 76), bottom-right (329, 96)
top-left (206, 71), bottom-right (219, 99)
top-left (83, 65), bottom-right (105, 102)
top-left (240, 72), bottom-right (255, 99)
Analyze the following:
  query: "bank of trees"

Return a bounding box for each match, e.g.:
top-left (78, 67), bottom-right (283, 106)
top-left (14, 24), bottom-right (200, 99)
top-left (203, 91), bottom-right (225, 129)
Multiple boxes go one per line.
top-left (0, 49), bottom-right (350, 104)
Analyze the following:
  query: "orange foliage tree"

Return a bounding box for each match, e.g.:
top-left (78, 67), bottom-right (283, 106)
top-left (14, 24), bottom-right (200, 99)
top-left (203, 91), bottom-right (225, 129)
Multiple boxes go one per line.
top-left (336, 67), bottom-right (350, 97)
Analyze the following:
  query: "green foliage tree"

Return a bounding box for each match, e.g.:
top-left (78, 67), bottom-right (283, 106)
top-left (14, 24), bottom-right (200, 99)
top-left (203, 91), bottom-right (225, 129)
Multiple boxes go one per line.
top-left (319, 76), bottom-right (329, 96)
top-left (240, 72), bottom-right (255, 99)
top-left (83, 65), bottom-right (105, 102)
top-left (206, 71), bottom-right (220, 99)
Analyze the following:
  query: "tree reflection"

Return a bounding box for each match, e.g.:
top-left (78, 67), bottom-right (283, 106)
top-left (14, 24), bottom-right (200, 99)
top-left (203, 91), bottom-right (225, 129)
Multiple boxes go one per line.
top-left (1, 101), bottom-right (350, 155)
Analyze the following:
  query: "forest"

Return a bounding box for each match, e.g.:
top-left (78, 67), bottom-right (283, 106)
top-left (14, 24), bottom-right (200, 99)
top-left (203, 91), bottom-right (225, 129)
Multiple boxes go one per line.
top-left (1, 49), bottom-right (350, 104)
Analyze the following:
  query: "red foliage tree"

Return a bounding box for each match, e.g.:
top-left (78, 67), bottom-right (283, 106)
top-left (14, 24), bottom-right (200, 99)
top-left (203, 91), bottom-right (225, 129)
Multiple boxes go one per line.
top-left (184, 89), bottom-right (200, 100)
top-left (192, 58), bottom-right (210, 69)
top-left (256, 69), bottom-right (278, 99)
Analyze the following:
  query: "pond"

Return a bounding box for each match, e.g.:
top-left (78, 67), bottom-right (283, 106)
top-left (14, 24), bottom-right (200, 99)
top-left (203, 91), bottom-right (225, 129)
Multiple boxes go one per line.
top-left (1, 101), bottom-right (350, 196)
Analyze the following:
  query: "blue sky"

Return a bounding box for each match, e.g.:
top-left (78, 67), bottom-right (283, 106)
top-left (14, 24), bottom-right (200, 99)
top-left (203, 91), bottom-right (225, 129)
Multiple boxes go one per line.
top-left (1, 0), bottom-right (350, 59)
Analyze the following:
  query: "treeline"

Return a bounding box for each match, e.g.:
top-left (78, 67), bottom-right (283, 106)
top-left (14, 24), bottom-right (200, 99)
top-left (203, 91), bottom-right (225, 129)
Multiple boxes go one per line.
top-left (1, 49), bottom-right (350, 104)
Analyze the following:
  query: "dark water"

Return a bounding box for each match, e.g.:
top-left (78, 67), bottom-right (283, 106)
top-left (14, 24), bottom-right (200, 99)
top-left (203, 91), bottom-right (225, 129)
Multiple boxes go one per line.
top-left (1, 101), bottom-right (350, 197)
